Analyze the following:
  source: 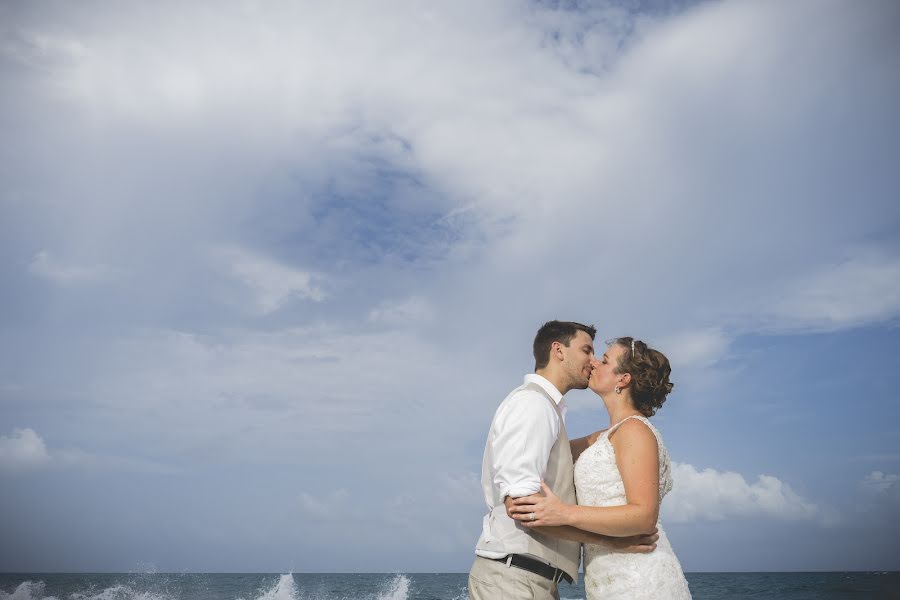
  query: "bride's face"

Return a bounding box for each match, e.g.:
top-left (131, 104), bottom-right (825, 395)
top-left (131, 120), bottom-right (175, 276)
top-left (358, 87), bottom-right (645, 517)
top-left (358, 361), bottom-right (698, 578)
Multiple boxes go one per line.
top-left (588, 344), bottom-right (627, 395)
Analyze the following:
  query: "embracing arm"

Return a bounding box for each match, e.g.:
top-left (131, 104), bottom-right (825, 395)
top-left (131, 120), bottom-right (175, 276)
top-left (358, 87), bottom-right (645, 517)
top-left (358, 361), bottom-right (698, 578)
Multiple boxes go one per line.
top-left (491, 393), bottom-right (559, 499)
top-left (491, 398), bottom-right (634, 545)
top-left (509, 419), bottom-right (661, 537)
top-left (503, 496), bottom-right (658, 551)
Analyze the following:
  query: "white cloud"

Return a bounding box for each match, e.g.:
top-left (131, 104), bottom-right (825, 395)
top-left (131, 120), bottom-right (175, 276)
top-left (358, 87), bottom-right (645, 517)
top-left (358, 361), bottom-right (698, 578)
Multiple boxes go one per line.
top-left (851, 453), bottom-right (900, 463)
top-left (217, 247), bottom-right (324, 314)
top-left (1, 0), bottom-right (898, 571)
top-left (436, 471), bottom-right (483, 508)
top-left (853, 471), bottom-right (900, 535)
top-left (861, 471), bottom-right (900, 493)
top-left (662, 462), bottom-right (827, 524)
top-left (368, 296), bottom-right (434, 325)
top-left (298, 489), bottom-right (353, 520)
top-left (1, 29), bottom-right (88, 70)
top-left (85, 324), bottom-right (470, 467)
top-left (0, 427), bottom-right (175, 473)
top-left (54, 447), bottom-right (176, 473)
top-left (0, 428), bottom-right (51, 470)
top-left (28, 250), bottom-right (112, 284)
top-left (656, 328), bottom-right (731, 370)
top-left (7, 0), bottom-right (898, 342)
top-left (758, 252), bottom-right (900, 333)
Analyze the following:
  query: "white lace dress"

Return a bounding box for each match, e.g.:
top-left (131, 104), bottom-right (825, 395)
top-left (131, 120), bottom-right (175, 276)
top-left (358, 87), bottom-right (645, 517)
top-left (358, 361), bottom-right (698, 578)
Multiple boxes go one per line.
top-left (575, 415), bottom-right (691, 599)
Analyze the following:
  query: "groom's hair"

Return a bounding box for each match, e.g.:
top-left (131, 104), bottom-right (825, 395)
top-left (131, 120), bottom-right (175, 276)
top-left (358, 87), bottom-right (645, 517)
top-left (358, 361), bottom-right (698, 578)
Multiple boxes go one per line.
top-left (533, 320), bottom-right (597, 370)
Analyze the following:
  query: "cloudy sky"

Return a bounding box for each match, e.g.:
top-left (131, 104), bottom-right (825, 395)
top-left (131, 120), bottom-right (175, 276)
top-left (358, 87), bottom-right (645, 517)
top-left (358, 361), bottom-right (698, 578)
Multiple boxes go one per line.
top-left (2, 0), bottom-right (899, 573)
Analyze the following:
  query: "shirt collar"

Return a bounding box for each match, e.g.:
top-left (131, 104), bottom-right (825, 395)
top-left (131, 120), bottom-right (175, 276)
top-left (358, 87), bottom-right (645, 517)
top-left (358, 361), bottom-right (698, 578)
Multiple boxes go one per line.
top-left (524, 373), bottom-right (565, 407)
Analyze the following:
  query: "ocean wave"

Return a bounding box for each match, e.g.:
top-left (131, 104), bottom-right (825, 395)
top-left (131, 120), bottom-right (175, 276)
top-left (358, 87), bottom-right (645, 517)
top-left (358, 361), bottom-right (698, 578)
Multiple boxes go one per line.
top-left (0, 580), bottom-right (60, 600)
top-left (0, 580), bottom-right (175, 600)
top-left (1, 575), bottom-right (412, 600)
top-left (374, 575), bottom-right (408, 600)
top-left (70, 583), bottom-right (174, 600)
top-left (245, 574), bottom-right (411, 600)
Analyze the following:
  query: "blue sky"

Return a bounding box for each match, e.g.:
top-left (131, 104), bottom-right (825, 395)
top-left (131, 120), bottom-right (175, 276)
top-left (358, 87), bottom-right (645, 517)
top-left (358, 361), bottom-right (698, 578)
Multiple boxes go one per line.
top-left (1, 0), bottom-right (899, 573)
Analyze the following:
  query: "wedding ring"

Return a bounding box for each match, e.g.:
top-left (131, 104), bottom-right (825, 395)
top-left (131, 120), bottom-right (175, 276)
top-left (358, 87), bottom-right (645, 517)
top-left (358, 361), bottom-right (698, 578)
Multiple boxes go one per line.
top-left (529, 512), bottom-right (536, 521)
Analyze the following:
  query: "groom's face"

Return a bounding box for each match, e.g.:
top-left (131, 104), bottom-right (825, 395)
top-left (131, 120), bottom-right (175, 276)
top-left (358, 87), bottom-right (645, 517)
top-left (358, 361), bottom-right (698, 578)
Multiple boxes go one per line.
top-left (561, 330), bottom-right (595, 389)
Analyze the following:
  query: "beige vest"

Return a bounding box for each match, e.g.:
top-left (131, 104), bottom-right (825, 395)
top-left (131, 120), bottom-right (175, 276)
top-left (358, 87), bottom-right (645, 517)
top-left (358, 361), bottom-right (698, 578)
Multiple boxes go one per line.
top-left (475, 381), bottom-right (581, 582)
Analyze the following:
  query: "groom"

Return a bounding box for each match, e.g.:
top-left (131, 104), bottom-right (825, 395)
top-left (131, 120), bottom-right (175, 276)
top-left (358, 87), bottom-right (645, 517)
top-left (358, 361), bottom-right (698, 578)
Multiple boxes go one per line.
top-left (468, 320), bottom-right (658, 600)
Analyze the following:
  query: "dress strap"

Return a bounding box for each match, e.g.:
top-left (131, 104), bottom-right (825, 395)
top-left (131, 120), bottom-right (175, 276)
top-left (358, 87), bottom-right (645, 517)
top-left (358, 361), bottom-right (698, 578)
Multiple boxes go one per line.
top-left (606, 414), bottom-right (663, 449)
top-left (606, 414), bottom-right (648, 437)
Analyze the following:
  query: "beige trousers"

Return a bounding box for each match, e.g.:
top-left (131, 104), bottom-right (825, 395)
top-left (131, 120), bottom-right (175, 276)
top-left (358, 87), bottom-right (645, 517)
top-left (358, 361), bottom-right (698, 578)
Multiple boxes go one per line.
top-left (468, 556), bottom-right (561, 600)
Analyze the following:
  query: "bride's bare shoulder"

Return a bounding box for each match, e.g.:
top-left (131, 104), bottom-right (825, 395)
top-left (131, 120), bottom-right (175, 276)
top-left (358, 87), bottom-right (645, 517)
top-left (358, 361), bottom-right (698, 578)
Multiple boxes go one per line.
top-left (609, 418), bottom-right (658, 450)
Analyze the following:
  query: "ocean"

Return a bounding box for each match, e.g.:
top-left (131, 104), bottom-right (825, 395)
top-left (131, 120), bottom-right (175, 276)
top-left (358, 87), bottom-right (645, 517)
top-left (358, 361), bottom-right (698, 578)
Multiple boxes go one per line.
top-left (1, 572), bottom-right (898, 600)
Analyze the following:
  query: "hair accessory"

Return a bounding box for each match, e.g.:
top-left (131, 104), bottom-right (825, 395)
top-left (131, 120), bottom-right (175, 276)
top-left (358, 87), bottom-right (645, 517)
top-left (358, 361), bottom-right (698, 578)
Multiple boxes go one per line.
top-left (631, 340), bottom-right (636, 358)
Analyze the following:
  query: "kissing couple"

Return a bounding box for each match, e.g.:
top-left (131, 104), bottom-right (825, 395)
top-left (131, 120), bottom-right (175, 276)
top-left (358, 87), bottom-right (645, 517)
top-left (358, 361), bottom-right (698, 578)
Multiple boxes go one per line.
top-left (468, 321), bottom-right (691, 600)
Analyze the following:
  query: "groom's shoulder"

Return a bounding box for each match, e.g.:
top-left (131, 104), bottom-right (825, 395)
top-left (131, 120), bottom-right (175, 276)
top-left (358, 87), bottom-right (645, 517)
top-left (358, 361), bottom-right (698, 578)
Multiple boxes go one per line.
top-left (495, 382), bottom-right (555, 417)
top-left (502, 380), bottom-right (546, 402)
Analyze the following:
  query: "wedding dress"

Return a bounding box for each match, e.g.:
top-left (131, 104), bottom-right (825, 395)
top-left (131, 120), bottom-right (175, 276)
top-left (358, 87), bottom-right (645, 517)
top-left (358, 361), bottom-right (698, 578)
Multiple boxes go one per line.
top-left (575, 415), bottom-right (692, 599)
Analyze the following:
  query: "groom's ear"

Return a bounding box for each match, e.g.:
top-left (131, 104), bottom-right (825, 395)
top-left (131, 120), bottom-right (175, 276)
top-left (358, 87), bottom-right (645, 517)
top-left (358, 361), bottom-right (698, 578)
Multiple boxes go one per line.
top-left (551, 340), bottom-right (564, 361)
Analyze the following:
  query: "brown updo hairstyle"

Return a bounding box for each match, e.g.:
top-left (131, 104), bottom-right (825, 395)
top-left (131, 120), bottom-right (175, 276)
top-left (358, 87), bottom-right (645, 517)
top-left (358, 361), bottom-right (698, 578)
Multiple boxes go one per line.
top-left (611, 337), bottom-right (674, 417)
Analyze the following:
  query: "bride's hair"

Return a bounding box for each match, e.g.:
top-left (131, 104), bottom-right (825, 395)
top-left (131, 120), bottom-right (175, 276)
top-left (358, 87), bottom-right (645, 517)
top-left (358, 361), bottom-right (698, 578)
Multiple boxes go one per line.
top-left (610, 337), bottom-right (674, 417)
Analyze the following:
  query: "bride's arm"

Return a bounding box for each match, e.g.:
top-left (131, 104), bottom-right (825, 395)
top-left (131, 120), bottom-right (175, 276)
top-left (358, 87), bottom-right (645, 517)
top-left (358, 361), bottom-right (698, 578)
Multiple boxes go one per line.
top-left (569, 429), bottom-right (605, 463)
top-left (535, 525), bottom-right (659, 553)
top-left (509, 419), bottom-right (660, 537)
top-left (502, 497), bottom-right (658, 552)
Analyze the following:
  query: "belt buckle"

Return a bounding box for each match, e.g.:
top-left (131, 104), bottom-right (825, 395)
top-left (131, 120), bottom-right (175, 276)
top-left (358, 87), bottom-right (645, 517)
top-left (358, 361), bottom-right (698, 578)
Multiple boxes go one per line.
top-left (552, 568), bottom-right (563, 584)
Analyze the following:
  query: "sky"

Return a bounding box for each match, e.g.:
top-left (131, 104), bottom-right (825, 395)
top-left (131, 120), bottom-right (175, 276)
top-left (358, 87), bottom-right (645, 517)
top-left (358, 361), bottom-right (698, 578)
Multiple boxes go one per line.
top-left (1, 0), bottom-right (899, 573)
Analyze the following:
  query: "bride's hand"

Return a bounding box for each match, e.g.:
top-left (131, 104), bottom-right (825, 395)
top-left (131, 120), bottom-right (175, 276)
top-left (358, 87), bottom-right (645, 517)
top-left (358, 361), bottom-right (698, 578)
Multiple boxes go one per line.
top-left (508, 482), bottom-right (572, 527)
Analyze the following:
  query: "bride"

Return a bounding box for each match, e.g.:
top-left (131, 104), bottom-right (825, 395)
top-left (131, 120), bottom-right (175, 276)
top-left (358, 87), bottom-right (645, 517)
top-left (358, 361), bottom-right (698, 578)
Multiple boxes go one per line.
top-left (508, 337), bottom-right (691, 599)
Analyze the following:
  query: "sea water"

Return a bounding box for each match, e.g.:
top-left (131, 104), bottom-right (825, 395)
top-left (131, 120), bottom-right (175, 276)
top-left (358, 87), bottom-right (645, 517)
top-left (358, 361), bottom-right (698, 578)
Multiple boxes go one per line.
top-left (1, 572), bottom-right (898, 599)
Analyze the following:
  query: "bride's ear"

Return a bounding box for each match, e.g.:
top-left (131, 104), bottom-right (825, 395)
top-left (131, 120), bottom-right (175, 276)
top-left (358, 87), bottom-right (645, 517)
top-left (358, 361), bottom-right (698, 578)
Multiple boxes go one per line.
top-left (619, 372), bottom-right (632, 389)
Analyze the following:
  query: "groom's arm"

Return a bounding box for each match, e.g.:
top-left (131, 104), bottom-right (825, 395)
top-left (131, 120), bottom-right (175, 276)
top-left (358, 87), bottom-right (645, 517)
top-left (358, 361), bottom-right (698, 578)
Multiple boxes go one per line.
top-left (492, 393), bottom-right (655, 552)
top-left (492, 393), bottom-right (560, 499)
top-left (503, 496), bottom-right (658, 553)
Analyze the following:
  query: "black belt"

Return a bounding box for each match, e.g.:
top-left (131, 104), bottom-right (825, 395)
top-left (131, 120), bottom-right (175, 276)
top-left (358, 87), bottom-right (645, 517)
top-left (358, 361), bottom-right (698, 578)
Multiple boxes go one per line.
top-left (490, 554), bottom-right (573, 584)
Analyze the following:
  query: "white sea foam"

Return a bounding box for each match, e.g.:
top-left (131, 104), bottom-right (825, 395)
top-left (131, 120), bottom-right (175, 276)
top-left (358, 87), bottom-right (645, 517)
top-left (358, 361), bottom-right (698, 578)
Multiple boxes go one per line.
top-left (375, 575), bottom-right (409, 600)
top-left (0, 580), bottom-right (176, 600)
top-left (2, 575), bottom-right (414, 600)
top-left (252, 574), bottom-right (298, 600)
top-left (0, 580), bottom-right (59, 600)
top-left (70, 583), bottom-right (174, 600)
top-left (249, 573), bottom-right (411, 600)
top-left (446, 587), bottom-right (470, 600)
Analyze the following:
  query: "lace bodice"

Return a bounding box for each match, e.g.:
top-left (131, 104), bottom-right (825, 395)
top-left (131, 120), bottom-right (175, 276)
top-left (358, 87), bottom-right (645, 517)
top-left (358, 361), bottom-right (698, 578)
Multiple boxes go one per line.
top-left (575, 414), bottom-right (691, 600)
top-left (574, 414), bottom-right (673, 508)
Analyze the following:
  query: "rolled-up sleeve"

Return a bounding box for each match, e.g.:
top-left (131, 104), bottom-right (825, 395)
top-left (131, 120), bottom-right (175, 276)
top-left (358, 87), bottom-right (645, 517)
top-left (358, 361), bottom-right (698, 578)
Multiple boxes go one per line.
top-left (491, 391), bottom-right (561, 499)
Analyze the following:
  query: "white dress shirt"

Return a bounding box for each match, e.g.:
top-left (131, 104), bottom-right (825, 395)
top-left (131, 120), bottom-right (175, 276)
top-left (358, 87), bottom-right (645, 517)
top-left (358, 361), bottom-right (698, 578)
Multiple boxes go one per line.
top-left (475, 373), bottom-right (567, 559)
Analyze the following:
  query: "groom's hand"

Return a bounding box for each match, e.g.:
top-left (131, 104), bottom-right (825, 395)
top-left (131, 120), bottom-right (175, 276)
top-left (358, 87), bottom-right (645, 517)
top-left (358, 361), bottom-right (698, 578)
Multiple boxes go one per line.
top-left (606, 528), bottom-right (659, 553)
